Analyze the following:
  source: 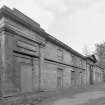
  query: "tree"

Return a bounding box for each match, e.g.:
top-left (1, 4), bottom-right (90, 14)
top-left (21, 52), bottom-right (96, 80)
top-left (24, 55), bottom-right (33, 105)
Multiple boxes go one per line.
top-left (82, 44), bottom-right (91, 56)
top-left (95, 42), bottom-right (105, 68)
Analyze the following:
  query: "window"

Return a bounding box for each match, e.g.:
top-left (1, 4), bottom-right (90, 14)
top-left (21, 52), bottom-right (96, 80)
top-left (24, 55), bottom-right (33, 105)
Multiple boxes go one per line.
top-left (57, 48), bottom-right (63, 61)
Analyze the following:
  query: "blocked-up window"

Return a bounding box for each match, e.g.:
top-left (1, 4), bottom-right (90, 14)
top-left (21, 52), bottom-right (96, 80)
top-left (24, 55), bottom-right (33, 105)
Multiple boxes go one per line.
top-left (71, 54), bottom-right (76, 66)
top-left (57, 48), bottom-right (63, 61)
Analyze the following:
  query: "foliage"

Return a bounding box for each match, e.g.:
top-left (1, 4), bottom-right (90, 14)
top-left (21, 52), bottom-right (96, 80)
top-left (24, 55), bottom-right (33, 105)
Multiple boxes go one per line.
top-left (95, 42), bottom-right (105, 68)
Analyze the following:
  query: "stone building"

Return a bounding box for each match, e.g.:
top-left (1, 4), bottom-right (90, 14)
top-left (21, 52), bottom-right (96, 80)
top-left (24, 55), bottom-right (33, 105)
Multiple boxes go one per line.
top-left (0, 6), bottom-right (104, 104)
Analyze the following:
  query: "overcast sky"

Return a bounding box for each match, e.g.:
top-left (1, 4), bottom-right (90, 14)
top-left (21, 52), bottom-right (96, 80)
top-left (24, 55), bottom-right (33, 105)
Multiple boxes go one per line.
top-left (0, 0), bottom-right (105, 55)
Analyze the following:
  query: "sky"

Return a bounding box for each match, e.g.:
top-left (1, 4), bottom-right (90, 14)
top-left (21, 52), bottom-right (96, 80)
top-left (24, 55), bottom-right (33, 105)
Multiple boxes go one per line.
top-left (0, 0), bottom-right (105, 55)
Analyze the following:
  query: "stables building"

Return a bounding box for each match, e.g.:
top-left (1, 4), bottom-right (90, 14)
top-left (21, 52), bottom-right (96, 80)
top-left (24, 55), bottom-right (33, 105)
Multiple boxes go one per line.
top-left (0, 6), bottom-right (104, 104)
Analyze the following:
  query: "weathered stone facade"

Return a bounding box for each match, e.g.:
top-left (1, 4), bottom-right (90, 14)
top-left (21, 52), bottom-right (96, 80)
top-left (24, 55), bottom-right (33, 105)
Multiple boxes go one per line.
top-left (0, 6), bottom-right (104, 104)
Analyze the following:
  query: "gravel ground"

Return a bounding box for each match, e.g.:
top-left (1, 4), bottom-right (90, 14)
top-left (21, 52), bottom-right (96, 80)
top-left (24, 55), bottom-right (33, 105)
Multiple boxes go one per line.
top-left (38, 83), bottom-right (105, 105)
